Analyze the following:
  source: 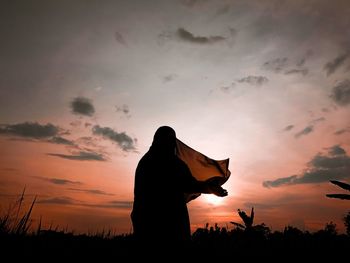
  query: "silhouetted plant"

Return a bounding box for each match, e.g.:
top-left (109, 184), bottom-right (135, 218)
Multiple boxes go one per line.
top-left (326, 180), bottom-right (350, 200)
top-left (343, 211), bottom-right (350, 236)
top-left (230, 207), bottom-right (254, 230)
top-left (324, 221), bottom-right (337, 235)
top-left (230, 207), bottom-right (270, 237)
top-left (0, 187), bottom-right (37, 236)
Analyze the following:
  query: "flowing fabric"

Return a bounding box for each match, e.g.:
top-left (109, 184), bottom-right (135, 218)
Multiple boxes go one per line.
top-left (176, 139), bottom-right (231, 202)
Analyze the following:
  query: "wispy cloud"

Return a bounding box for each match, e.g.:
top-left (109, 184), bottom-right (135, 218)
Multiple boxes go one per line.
top-left (0, 122), bottom-right (59, 139)
top-left (37, 197), bottom-right (76, 205)
top-left (310, 117), bottom-right (325, 124)
top-left (176, 28), bottom-right (225, 44)
top-left (262, 57), bottom-right (288, 73)
top-left (92, 125), bottom-right (136, 151)
top-left (68, 188), bottom-right (114, 196)
top-left (47, 136), bottom-right (75, 146)
top-left (334, 128), bottom-right (350, 135)
top-left (114, 31), bottom-right (126, 45)
top-left (283, 125), bottom-right (294, 132)
top-left (294, 125), bottom-right (314, 138)
top-left (162, 74), bottom-right (178, 83)
top-left (324, 53), bottom-right (349, 76)
top-left (37, 196), bottom-right (132, 209)
top-left (236, 76), bottom-right (268, 86)
top-left (263, 145), bottom-right (350, 188)
top-left (330, 79), bottom-right (350, 106)
top-left (284, 69), bottom-right (309, 76)
top-left (70, 97), bottom-right (95, 116)
top-left (33, 176), bottom-right (82, 185)
top-left (115, 104), bottom-right (131, 118)
top-left (47, 151), bottom-right (106, 161)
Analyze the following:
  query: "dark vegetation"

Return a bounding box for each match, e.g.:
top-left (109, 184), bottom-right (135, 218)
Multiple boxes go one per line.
top-left (1, 185), bottom-right (350, 260)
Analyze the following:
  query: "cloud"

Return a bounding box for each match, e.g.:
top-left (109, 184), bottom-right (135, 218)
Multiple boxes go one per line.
top-left (37, 196), bottom-right (132, 209)
top-left (37, 197), bottom-right (75, 205)
top-left (33, 176), bottom-right (82, 185)
top-left (263, 145), bottom-right (350, 188)
top-left (263, 175), bottom-right (297, 188)
top-left (283, 125), bottom-right (294, 131)
top-left (284, 69), bottom-right (309, 76)
top-left (236, 76), bottom-right (268, 86)
top-left (70, 97), bottom-right (95, 116)
top-left (47, 136), bottom-right (75, 145)
top-left (176, 28), bottom-right (225, 44)
top-left (296, 49), bottom-right (313, 67)
top-left (294, 125), bottom-right (314, 138)
top-left (115, 104), bottom-right (130, 116)
top-left (310, 117), bottom-right (325, 124)
top-left (330, 79), bottom-right (350, 106)
top-left (334, 128), bottom-right (349, 135)
top-left (92, 125), bottom-right (136, 151)
top-left (262, 57), bottom-right (288, 73)
top-left (47, 151), bottom-right (106, 161)
top-left (162, 74), bottom-right (178, 83)
top-left (91, 200), bottom-right (133, 209)
top-left (0, 122), bottom-right (59, 139)
top-left (114, 31), bottom-right (126, 45)
top-left (324, 53), bottom-right (349, 76)
top-left (68, 188), bottom-right (114, 196)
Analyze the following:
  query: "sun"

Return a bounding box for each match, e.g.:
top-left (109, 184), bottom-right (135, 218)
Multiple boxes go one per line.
top-left (204, 194), bottom-right (224, 206)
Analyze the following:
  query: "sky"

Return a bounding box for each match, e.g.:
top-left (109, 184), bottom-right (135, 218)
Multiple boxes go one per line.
top-left (1, 0), bottom-right (350, 234)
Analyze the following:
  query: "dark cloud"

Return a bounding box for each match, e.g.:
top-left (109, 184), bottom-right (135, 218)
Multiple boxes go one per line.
top-left (37, 197), bottom-right (75, 205)
top-left (328, 145), bottom-right (346, 156)
top-left (330, 79), bottom-right (350, 106)
top-left (176, 28), bottom-right (225, 44)
top-left (310, 117), bottom-right (326, 124)
top-left (70, 97), bottom-right (95, 116)
top-left (0, 122), bottom-right (59, 139)
top-left (296, 50), bottom-right (313, 67)
top-left (263, 145), bottom-right (350, 188)
top-left (324, 53), bottom-right (349, 76)
top-left (93, 200), bottom-right (133, 209)
top-left (236, 75), bottom-right (268, 86)
top-left (33, 176), bottom-right (82, 185)
top-left (283, 125), bottom-right (294, 131)
top-left (294, 125), bottom-right (314, 138)
top-left (114, 31), bottom-right (126, 45)
top-left (284, 69), bottom-right (309, 76)
top-left (219, 84), bottom-right (235, 93)
top-left (47, 136), bottom-right (74, 145)
top-left (262, 57), bottom-right (288, 73)
top-left (37, 196), bottom-right (132, 209)
top-left (47, 151), bottom-right (106, 161)
top-left (69, 120), bottom-right (81, 127)
top-left (263, 175), bottom-right (297, 188)
top-left (115, 104), bottom-right (130, 115)
top-left (68, 188), bottom-right (114, 196)
top-left (334, 128), bottom-right (349, 135)
top-left (92, 125), bottom-right (136, 151)
top-left (162, 74), bottom-right (178, 83)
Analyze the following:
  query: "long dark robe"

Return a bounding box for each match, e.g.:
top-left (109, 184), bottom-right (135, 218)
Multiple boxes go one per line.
top-left (131, 147), bottom-right (201, 244)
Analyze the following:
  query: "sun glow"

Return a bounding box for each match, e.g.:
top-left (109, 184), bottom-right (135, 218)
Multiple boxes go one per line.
top-left (204, 194), bottom-right (224, 205)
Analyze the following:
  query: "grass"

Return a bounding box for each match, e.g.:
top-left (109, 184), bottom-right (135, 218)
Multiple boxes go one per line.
top-left (1, 190), bottom-right (350, 260)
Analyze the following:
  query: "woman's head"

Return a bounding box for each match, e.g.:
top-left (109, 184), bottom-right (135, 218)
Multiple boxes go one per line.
top-left (151, 126), bottom-right (176, 155)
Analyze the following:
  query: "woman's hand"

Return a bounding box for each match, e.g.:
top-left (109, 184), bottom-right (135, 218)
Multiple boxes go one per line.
top-left (205, 177), bottom-right (228, 197)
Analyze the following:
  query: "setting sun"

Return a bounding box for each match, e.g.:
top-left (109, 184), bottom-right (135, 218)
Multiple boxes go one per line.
top-left (204, 194), bottom-right (224, 206)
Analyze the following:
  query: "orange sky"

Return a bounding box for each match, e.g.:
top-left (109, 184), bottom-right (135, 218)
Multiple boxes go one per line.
top-left (1, 0), bottom-right (350, 234)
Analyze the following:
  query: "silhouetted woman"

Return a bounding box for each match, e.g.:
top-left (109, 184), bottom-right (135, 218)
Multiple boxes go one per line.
top-left (131, 126), bottom-right (228, 247)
